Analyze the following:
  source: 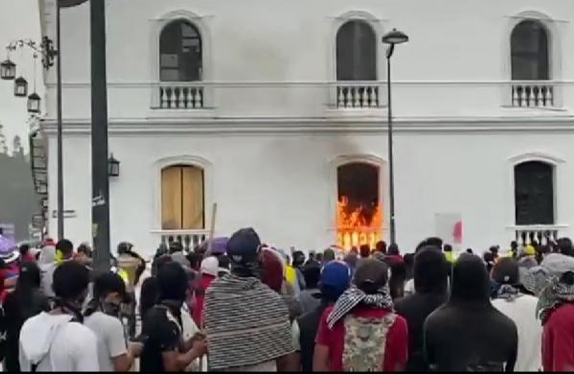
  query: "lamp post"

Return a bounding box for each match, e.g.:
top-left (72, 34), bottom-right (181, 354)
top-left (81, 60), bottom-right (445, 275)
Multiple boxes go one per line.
top-left (382, 28), bottom-right (408, 245)
top-left (91, 0), bottom-right (111, 272)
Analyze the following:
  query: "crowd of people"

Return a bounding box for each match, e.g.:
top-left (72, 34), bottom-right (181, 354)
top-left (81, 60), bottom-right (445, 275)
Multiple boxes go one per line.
top-left (1, 229), bottom-right (574, 372)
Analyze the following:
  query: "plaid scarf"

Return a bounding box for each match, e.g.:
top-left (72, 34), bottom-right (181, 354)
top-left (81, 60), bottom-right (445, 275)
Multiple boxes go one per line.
top-left (495, 284), bottom-right (522, 302)
top-left (204, 273), bottom-right (294, 370)
top-left (327, 286), bottom-right (394, 329)
top-left (537, 277), bottom-right (574, 324)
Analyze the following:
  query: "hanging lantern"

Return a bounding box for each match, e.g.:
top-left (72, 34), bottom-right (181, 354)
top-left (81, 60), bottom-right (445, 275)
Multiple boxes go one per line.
top-left (27, 92), bottom-right (41, 113)
top-left (108, 154), bottom-right (120, 177)
top-left (0, 59), bottom-right (16, 80)
top-left (14, 76), bottom-right (28, 97)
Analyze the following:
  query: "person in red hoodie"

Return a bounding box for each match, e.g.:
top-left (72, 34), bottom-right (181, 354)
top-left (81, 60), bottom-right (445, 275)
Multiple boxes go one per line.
top-left (192, 256), bottom-right (219, 326)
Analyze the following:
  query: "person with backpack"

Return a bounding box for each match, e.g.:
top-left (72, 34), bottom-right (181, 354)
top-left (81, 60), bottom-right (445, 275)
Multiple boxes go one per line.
top-left (2, 261), bottom-right (49, 372)
top-left (295, 260), bottom-right (351, 371)
top-left (314, 258), bottom-right (408, 371)
top-left (140, 262), bottom-right (206, 372)
top-left (19, 261), bottom-right (99, 371)
top-left (84, 272), bottom-right (142, 371)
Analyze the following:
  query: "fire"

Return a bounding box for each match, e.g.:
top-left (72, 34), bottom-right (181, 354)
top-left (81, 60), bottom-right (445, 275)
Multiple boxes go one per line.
top-left (336, 196), bottom-right (382, 250)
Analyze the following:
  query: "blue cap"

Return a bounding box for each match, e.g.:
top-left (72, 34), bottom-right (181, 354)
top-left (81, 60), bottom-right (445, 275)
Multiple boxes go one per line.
top-left (320, 260), bottom-right (352, 299)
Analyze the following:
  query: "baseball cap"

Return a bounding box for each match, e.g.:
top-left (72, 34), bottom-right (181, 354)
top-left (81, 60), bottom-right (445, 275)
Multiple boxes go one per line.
top-left (226, 228), bottom-right (261, 264)
top-left (320, 260), bottom-right (352, 295)
top-left (491, 257), bottom-right (519, 285)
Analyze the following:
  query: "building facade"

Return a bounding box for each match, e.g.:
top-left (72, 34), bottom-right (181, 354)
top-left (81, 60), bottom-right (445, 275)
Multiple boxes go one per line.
top-left (39, 0), bottom-right (574, 256)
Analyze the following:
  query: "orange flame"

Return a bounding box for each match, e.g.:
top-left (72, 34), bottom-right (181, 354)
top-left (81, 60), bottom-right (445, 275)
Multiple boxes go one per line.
top-left (336, 196), bottom-right (382, 250)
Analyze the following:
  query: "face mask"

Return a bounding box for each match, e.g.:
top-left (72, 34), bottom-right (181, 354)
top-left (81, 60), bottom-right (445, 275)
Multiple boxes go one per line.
top-left (102, 301), bottom-right (122, 317)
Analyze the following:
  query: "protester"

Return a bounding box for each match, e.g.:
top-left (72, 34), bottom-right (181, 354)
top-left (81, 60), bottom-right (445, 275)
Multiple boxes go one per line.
top-left (19, 244), bottom-right (36, 263)
top-left (41, 239), bottom-right (74, 298)
top-left (299, 261), bottom-right (321, 314)
top-left (490, 258), bottom-right (542, 372)
top-left (526, 253), bottom-right (574, 371)
top-left (116, 242), bottom-right (146, 339)
top-left (343, 251), bottom-right (358, 273)
top-left (314, 258), bottom-right (408, 371)
top-left (424, 254), bottom-right (518, 371)
top-left (395, 246), bottom-right (449, 371)
top-left (192, 256), bottom-right (219, 326)
top-left (509, 240), bottom-right (519, 258)
top-left (140, 262), bottom-right (206, 372)
top-left (443, 243), bottom-right (455, 263)
top-left (75, 242), bottom-right (93, 266)
top-left (84, 272), bottom-right (141, 372)
top-left (375, 240), bottom-right (387, 254)
top-left (204, 228), bottom-right (294, 371)
top-left (323, 248), bottom-right (336, 264)
top-left (403, 253), bottom-right (414, 282)
top-left (296, 261), bottom-right (351, 371)
top-left (19, 261), bottom-right (99, 371)
top-left (2, 261), bottom-right (49, 372)
top-left (518, 243), bottom-right (538, 269)
top-left (557, 237), bottom-right (574, 257)
top-left (359, 244), bottom-right (370, 259)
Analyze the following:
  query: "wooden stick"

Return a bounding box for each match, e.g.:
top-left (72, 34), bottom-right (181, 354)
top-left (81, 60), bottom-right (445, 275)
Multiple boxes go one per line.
top-left (206, 203), bottom-right (217, 255)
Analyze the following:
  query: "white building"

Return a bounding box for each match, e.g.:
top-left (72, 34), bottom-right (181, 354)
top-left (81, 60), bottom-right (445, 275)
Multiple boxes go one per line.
top-left (37, 0), bottom-right (574, 256)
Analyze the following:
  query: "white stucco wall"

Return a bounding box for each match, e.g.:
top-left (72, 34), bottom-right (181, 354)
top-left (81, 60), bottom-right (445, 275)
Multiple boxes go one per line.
top-left (39, 0), bottom-right (574, 256)
top-left (45, 124), bottom-right (574, 256)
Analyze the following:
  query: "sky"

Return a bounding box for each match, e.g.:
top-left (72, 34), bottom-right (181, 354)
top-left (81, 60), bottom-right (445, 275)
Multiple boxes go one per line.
top-left (0, 0), bottom-right (43, 153)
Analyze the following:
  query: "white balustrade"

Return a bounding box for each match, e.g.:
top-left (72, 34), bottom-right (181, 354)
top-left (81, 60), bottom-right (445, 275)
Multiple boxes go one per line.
top-left (158, 83), bottom-right (204, 109)
top-left (511, 82), bottom-right (555, 108)
top-left (158, 230), bottom-right (209, 251)
top-left (336, 83), bottom-right (381, 109)
top-left (515, 225), bottom-right (560, 246)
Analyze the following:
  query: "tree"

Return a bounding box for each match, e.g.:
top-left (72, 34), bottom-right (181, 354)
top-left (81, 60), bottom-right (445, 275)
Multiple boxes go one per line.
top-left (12, 135), bottom-right (24, 157)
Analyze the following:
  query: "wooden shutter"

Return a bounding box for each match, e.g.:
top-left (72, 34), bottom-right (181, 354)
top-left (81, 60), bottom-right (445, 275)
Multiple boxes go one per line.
top-left (182, 166), bottom-right (205, 229)
top-left (161, 166), bottom-right (183, 230)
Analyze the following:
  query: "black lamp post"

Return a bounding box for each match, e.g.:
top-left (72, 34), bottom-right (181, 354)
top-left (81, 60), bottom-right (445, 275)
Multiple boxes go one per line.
top-left (108, 154), bottom-right (120, 177)
top-left (0, 59), bottom-right (16, 80)
top-left (382, 28), bottom-right (409, 245)
top-left (14, 77), bottom-right (28, 97)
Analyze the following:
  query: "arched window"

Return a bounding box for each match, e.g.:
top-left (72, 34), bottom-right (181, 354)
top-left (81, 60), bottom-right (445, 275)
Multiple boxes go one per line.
top-left (336, 20), bottom-right (377, 81)
top-left (160, 20), bottom-right (202, 82)
top-left (336, 162), bottom-right (382, 249)
top-left (514, 161), bottom-right (554, 225)
top-left (511, 20), bottom-right (549, 80)
top-left (161, 165), bottom-right (205, 230)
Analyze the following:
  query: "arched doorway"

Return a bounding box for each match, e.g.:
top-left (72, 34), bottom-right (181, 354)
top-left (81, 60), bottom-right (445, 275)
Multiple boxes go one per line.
top-left (336, 162), bottom-right (382, 250)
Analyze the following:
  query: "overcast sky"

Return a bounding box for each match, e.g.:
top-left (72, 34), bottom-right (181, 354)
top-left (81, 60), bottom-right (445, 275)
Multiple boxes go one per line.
top-left (0, 0), bottom-right (42, 153)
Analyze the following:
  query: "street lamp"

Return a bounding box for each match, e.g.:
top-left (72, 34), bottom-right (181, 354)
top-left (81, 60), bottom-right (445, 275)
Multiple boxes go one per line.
top-left (0, 59), bottom-right (16, 80)
top-left (108, 154), bottom-right (120, 177)
top-left (14, 77), bottom-right (28, 97)
top-left (382, 28), bottom-right (408, 245)
top-left (27, 92), bottom-right (41, 113)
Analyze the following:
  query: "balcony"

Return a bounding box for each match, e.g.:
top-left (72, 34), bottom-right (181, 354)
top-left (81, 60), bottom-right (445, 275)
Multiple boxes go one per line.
top-left (334, 82), bottom-right (384, 109)
top-left (512, 224), bottom-right (567, 246)
top-left (151, 82), bottom-right (206, 109)
top-left (152, 229), bottom-right (210, 251)
top-left (510, 81), bottom-right (557, 109)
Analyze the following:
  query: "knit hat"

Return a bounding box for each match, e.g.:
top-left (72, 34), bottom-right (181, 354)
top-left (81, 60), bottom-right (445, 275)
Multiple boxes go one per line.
top-left (200, 256), bottom-right (219, 277)
top-left (261, 248), bottom-right (284, 293)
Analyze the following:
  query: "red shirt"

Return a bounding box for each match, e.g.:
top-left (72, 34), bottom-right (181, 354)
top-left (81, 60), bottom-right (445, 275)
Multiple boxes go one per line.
top-left (316, 305), bottom-right (409, 371)
top-left (192, 273), bottom-right (216, 327)
top-left (543, 303), bottom-right (574, 372)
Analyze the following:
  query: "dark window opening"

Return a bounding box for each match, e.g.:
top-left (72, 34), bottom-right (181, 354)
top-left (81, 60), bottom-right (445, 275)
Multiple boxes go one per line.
top-left (514, 161), bottom-right (554, 225)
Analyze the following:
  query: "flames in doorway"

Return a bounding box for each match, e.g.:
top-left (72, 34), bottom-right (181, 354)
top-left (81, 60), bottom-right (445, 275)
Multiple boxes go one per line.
top-left (336, 196), bottom-right (382, 250)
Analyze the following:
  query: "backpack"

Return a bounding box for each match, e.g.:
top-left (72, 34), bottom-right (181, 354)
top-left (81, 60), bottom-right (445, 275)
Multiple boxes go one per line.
top-left (342, 313), bottom-right (397, 372)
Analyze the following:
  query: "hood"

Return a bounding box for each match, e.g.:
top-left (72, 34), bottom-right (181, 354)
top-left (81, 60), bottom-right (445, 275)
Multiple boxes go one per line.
top-left (20, 312), bottom-right (73, 365)
top-left (450, 253), bottom-right (490, 304)
top-left (414, 247), bottom-right (448, 294)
